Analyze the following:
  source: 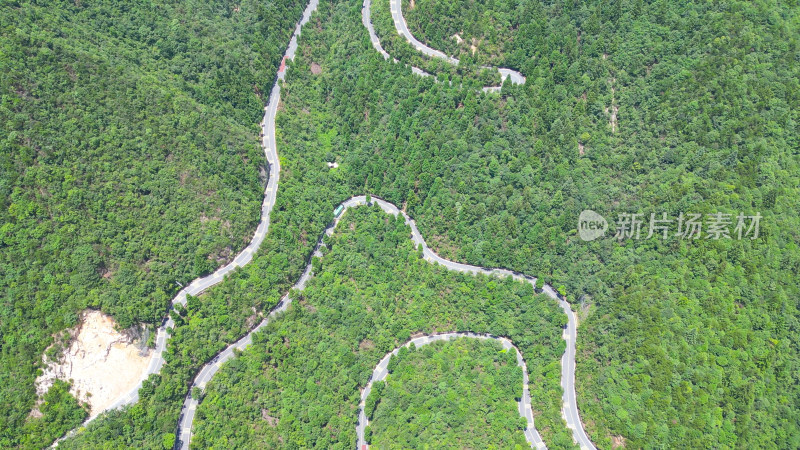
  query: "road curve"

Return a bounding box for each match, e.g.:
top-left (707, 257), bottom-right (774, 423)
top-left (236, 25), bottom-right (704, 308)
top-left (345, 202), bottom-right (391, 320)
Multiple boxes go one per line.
top-left (351, 196), bottom-right (595, 449)
top-left (362, 0), bottom-right (434, 80)
top-left (122, 0), bottom-right (319, 419)
top-left (386, 0), bottom-right (525, 86)
top-left (176, 195), bottom-right (597, 450)
top-left (362, 0), bottom-right (391, 61)
top-left (177, 0), bottom-right (591, 445)
top-left (52, 0), bottom-right (317, 447)
top-left (57, 0), bottom-right (593, 447)
top-left (173, 0), bottom-right (320, 447)
top-left (53, 3), bottom-right (311, 446)
top-left (362, 0), bottom-right (516, 91)
top-left (356, 333), bottom-right (546, 449)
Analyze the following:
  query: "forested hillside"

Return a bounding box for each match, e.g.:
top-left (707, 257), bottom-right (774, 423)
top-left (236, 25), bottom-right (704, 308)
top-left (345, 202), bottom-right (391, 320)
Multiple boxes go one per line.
top-left (403, 0), bottom-right (517, 67)
top-left (192, 0), bottom-right (798, 447)
top-left (367, 339), bottom-right (529, 449)
top-left (0, 0), bottom-right (304, 446)
top-left (189, 205), bottom-right (568, 448)
top-left (369, 0), bottom-right (502, 86)
top-left (4, 0), bottom-right (798, 448)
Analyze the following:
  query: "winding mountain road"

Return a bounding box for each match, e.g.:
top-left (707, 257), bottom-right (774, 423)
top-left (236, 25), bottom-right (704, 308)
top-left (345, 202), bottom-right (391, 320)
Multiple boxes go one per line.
top-left (349, 196), bottom-right (596, 449)
top-left (58, 0), bottom-right (595, 448)
top-left (53, 0), bottom-right (316, 447)
top-left (175, 0), bottom-right (320, 446)
top-left (176, 192), bottom-right (596, 449)
top-left (361, 0), bottom-right (524, 91)
top-left (386, 0), bottom-right (525, 86)
top-left (356, 333), bottom-right (546, 449)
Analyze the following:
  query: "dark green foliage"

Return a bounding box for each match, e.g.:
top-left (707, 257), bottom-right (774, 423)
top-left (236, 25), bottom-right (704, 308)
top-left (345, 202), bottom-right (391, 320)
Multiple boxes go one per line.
top-left (364, 379), bottom-right (384, 420)
top-left (0, 0), bottom-right (303, 446)
top-left (2, 0), bottom-right (798, 447)
top-left (18, 380), bottom-right (87, 449)
top-left (190, 205), bottom-right (567, 448)
top-left (250, 0), bottom-right (799, 447)
top-left (370, 0), bottom-right (502, 85)
top-left (369, 339), bottom-right (528, 449)
top-left (403, 0), bottom-right (517, 67)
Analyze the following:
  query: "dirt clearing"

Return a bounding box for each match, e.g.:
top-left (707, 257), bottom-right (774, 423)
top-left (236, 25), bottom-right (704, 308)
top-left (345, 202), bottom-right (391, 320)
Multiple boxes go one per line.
top-left (34, 310), bottom-right (151, 417)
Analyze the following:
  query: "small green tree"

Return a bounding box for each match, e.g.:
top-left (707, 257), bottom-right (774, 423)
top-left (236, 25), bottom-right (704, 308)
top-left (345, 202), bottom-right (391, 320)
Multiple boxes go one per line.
top-left (162, 432), bottom-right (175, 449)
top-left (365, 381), bottom-right (384, 419)
top-left (386, 354), bottom-right (399, 373)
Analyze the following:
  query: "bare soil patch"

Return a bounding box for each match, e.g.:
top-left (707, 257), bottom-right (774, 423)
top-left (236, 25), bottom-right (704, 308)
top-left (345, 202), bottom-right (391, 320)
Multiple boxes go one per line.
top-left (34, 310), bottom-right (151, 417)
top-left (262, 408), bottom-right (279, 426)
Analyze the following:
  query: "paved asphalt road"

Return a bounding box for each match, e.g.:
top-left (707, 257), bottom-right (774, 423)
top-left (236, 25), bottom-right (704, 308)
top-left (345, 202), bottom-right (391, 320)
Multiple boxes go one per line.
top-left (174, 195), bottom-right (596, 450)
top-left (362, 0), bottom-right (523, 91)
top-left (357, 196), bottom-right (596, 450)
top-left (355, 332), bottom-right (547, 449)
top-left (174, 0), bottom-right (321, 447)
top-left (59, 0), bottom-right (594, 448)
top-left (386, 0), bottom-right (525, 86)
top-left (54, 0), bottom-right (304, 443)
top-left (362, 0), bottom-right (391, 60)
top-left (357, 7), bottom-right (592, 447)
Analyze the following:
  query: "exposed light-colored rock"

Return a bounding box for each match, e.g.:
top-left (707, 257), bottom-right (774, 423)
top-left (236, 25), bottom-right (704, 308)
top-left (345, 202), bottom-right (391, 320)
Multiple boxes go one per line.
top-left (34, 310), bottom-right (151, 417)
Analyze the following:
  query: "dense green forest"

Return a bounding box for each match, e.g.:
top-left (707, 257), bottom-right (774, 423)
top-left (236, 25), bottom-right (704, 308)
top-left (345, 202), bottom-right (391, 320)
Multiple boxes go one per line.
top-left (402, 0), bottom-right (517, 67)
top-left (3, 0), bottom-right (798, 448)
top-left (193, 0), bottom-right (797, 447)
top-left (369, 0), bottom-right (502, 86)
top-left (366, 338), bottom-right (529, 449)
top-left (0, 0), bottom-right (305, 446)
top-left (189, 205), bottom-right (568, 448)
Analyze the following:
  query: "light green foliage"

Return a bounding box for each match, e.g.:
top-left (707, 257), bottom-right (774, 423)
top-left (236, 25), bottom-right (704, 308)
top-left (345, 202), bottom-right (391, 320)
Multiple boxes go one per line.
top-left (369, 339), bottom-right (528, 449)
top-left (162, 432), bottom-right (175, 450)
top-left (403, 0), bottom-right (517, 67)
top-left (190, 205), bottom-right (566, 448)
top-left (0, 0), bottom-right (304, 446)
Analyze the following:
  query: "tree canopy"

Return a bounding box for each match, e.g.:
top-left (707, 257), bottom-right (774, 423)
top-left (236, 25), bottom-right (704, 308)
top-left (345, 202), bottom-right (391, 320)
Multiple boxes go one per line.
top-left (3, 0), bottom-right (798, 448)
top-left (189, 204), bottom-right (568, 448)
top-left (0, 0), bottom-right (304, 445)
top-left (367, 339), bottom-right (529, 449)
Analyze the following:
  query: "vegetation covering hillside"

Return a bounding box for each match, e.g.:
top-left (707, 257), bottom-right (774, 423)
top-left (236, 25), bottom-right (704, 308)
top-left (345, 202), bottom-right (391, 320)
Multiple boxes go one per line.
top-left (402, 0), bottom-right (516, 67)
top-left (369, 0), bottom-right (502, 86)
top-left (3, 0), bottom-right (798, 447)
top-left (366, 339), bottom-right (529, 449)
top-left (190, 205), bottom-right (568, 448)
top-left (192, 0), bottom-right (798, 448)
top-left (0, 0), bottom-right (304, 446)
